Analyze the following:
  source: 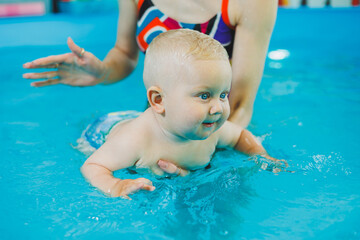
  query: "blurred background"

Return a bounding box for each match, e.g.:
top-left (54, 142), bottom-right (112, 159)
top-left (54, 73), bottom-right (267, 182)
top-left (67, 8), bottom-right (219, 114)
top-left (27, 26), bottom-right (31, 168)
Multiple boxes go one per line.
top-left (0, 0), bottom-right (358, 17)
top-left (1, 1), bottom-right (359, 239)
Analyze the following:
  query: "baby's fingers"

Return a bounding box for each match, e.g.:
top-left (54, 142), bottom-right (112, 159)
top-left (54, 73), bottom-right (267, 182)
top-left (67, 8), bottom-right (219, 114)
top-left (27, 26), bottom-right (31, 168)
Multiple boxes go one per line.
top-left (121, 179), bottom-right (155, 198)
top-left (276, 159), bottom-right (289, 167)
top-left (141, 184), bottom-right (156, 191)
top-left (135, 178), bottom-right (155, 191)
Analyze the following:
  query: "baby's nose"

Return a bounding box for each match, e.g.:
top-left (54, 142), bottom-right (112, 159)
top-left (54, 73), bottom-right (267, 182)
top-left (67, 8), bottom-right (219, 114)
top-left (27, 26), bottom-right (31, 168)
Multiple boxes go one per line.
top-left (209, 100), bottom-right (223, 115)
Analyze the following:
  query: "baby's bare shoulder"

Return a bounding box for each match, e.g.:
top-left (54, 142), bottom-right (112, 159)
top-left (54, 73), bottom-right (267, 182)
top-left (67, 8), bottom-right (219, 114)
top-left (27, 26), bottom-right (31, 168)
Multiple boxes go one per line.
top-left (108, 115), bottom-right (150, 145)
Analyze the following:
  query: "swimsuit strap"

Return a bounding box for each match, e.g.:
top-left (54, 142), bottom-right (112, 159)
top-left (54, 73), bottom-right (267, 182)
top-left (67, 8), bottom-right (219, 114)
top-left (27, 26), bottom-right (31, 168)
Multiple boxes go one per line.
top-left (137, 0), bottom-right (145, 11)
top-left (221, 0), bottom-right (235, 30)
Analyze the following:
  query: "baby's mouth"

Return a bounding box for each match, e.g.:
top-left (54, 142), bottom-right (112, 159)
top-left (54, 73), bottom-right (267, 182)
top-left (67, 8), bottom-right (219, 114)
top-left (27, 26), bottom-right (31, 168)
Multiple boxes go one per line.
top-left (202, 121), bottom-right (216, 128)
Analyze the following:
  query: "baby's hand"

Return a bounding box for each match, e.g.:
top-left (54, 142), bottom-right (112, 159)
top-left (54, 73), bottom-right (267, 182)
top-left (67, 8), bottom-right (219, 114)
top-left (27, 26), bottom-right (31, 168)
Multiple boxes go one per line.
top-left (256, 155), bottom-right (293, 174)
top-left (111, 178), bottom-right (155, 199)
top-left (262, 155), bottom-right (289, 168)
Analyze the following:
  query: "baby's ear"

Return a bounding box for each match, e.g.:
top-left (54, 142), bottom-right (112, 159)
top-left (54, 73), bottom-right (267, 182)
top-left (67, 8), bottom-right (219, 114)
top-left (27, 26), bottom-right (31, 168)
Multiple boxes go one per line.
top-left (147, 86), bottom-right (165, 114)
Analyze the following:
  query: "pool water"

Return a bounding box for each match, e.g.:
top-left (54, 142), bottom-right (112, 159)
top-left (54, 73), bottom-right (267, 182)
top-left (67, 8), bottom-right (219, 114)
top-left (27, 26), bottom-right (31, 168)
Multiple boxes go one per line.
top-left (1, 8), bottom-right (360, 240)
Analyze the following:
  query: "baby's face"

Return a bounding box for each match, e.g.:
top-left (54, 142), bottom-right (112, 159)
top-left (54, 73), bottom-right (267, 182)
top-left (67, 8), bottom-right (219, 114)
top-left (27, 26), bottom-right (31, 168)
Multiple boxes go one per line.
top-left (163, 59), bottom-right (232, 140)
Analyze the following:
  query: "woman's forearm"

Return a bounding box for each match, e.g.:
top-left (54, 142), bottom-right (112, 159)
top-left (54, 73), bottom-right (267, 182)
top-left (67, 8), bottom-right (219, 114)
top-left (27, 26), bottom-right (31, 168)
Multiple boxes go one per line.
top-left (101, 46), bottom-right (139, 85)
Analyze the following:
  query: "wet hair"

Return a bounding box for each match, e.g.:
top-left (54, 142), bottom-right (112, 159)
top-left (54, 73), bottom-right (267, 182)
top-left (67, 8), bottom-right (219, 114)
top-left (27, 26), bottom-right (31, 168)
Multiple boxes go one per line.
top-left (143, 29), bottom-right (229, 89)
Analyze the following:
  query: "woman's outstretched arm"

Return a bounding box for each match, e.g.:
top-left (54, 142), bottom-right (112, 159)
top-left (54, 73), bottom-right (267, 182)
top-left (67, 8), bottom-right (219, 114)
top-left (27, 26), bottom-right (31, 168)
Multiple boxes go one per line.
top-left (23, 0), bottom-right (139, 87)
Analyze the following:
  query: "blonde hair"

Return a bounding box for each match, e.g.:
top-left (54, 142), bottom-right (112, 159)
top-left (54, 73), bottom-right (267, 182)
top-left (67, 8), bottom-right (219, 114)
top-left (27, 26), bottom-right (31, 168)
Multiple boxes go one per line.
top-left (143, 29), bottom-right (229, 89)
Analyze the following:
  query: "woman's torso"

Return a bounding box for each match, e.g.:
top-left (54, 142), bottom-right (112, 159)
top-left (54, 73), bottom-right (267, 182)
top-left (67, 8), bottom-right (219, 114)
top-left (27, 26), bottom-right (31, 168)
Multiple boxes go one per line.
top-left (135, 0), bottom-right (236, 58)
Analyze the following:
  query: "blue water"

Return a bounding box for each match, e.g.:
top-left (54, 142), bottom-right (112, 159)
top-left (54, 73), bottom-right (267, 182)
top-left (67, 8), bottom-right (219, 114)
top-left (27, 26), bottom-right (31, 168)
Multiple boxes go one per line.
top-left (1, 8), bottom-right (360, 240)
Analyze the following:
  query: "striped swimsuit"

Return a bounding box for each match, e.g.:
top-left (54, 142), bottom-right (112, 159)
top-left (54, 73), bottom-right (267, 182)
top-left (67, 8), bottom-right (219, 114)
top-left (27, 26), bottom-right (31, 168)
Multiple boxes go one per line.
top-left (136, 0), bottom-right (236, 58)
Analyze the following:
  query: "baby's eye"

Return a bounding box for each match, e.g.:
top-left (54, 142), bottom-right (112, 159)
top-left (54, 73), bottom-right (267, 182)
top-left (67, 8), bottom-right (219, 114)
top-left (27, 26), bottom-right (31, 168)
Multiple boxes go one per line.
top-left (199, 93), bottom-right (210, 100)
top-left (220, 92), bottom-right (228, 99)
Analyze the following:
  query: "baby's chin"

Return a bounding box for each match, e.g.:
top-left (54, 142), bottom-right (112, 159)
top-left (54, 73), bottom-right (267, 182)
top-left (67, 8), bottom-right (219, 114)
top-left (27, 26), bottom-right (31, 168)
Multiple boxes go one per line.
top-left (191, 135), bottom-right (210, 141)
top-left (185, 128), bottom-right (219, 141)
top-left (180, 132), bottom-right (208, 141)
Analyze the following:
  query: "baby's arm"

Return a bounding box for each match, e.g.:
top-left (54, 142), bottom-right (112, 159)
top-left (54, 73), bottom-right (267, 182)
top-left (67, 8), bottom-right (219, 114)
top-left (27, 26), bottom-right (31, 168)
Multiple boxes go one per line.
top-left (81, 134), bottom-right (154, 199)
top-left (217, 121), bottom-right (264, 154)
top-left (217, 121), bottom-right (288, 166)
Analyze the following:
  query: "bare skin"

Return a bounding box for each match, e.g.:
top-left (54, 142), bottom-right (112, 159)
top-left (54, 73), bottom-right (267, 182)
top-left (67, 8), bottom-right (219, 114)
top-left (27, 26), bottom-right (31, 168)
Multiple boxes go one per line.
top-left (23, 0), bottom-right (279, 181)
top-left (81, 56), bottom-right (287, 199)
top-left (22, 0), bottom-right (278, 127)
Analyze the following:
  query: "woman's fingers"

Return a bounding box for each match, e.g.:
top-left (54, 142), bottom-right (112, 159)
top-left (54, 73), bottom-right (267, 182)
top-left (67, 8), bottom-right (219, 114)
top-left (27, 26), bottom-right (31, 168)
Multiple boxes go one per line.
top-left (23, 62), bottom-right (60, 69)
top-left (23, 71), bottom-right (58, 80)
top-left (157, 160), bottom-right (176, 173)
top-left (22, 37), bottom-right (85, 69)
top-left (30, 78), bottom-right (61, 87)
top-left (157, 160), bottom-right (189, 177)
top-left (22, 37), bottom-right (86, 77)
top-left (23, 53), bottom-right (72, 69)
top-left (67, 37), bottom-right (86, 58)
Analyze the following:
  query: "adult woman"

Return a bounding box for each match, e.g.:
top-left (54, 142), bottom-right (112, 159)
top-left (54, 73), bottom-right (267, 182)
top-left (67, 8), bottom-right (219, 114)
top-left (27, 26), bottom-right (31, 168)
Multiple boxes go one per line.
top-left (23, 0), bottom-right (277, 127)
top-left (23, 0), bottom-right (278, 176)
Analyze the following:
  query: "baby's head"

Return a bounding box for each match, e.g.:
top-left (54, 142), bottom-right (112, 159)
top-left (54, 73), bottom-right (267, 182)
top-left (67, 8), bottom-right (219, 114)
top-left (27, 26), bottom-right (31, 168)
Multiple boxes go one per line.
top-left (144, 29), bottom-right (232, 141)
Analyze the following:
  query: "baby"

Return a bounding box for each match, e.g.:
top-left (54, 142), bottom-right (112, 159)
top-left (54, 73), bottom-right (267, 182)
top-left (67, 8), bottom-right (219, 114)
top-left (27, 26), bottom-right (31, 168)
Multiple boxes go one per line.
top-left (81, 29), bottom-right (285, 199)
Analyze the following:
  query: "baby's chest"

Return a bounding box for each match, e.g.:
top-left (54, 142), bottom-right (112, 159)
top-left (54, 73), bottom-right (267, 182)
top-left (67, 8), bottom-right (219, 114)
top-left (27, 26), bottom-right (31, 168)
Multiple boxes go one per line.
top-left (136, 142), bottom-right (216, 173)
top-left (170, 145), bottom-right (215, 169)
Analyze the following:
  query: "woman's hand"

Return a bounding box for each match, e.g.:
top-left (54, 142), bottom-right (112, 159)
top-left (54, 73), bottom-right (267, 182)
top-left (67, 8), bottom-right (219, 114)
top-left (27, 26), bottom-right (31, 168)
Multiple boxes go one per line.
top-left (157, 160), bottom-right (189, 177)
top-left (23, 37), bottom-right (107, 87)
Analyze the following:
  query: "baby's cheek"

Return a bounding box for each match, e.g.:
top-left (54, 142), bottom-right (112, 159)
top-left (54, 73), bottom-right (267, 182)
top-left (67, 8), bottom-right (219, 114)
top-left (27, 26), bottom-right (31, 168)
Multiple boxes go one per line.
top-left (223, 103), bottom-right (230, 119)
top-left (184, 109), bottom-right (204, 124)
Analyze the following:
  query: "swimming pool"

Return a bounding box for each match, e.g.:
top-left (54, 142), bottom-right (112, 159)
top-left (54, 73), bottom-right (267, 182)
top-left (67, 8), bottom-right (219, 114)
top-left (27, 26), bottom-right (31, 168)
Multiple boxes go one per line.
top-left (1, 8), bottom-right (359, 239)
